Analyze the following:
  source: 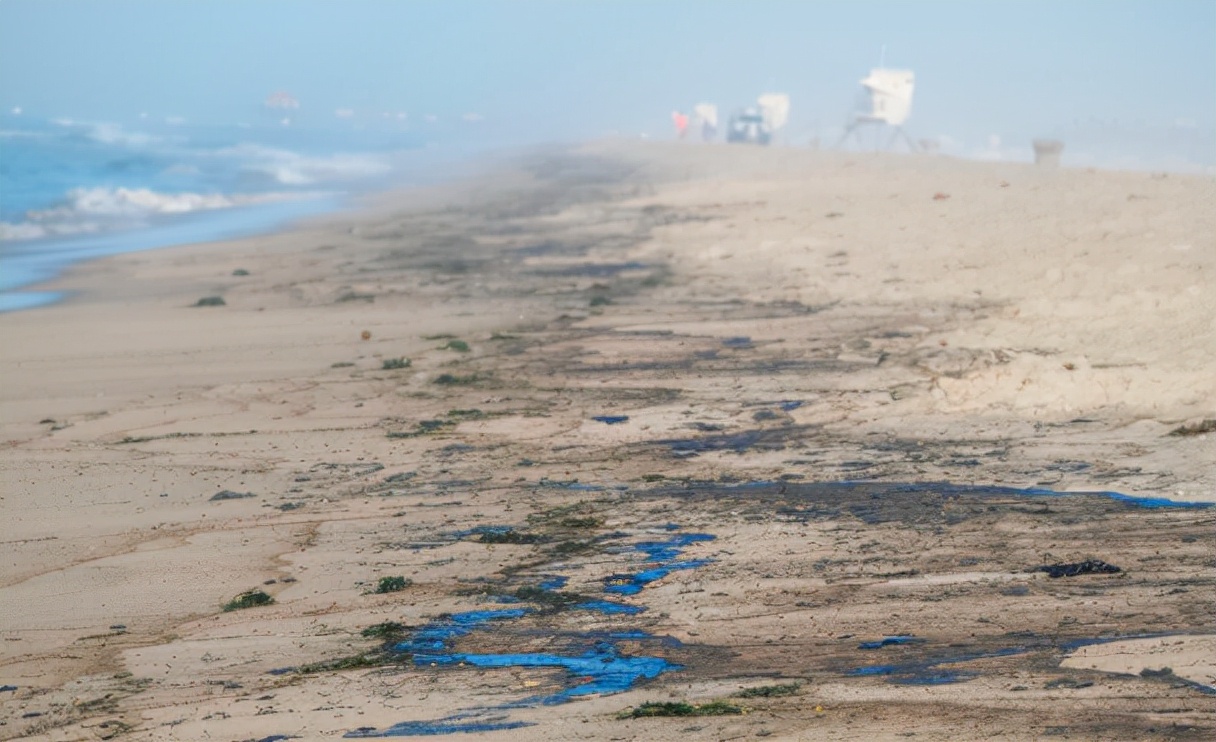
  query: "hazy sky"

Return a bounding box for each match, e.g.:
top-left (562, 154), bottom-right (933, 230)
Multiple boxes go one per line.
top-left (2, 0), bottom-right (1213, 147)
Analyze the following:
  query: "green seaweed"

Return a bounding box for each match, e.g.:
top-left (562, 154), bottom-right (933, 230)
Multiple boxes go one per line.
top-left (374, 576), bottom-right (411, 594)
top-left (1169, 419), bottom-right (1216, 437)
top-left (433, 373), bottom-right (479, 385)
top-left (361, 621), bottom-right (407, 640)
top-left (622, 700), bottom-right (744, 718)
top-left (557, 516), bottom-right (603, 529)
top-left (513, 585), bottom-right (586, 609)
top-left (297, 652), bottom-right (396, 674)
top-left (477, 531), bottom-right (543, 545)
top-left (440, 339), bottom-right (470, 352)
top-left (381, 357), bottom-right (412, 370)
top-left (222, 589), bottom-right (274, 612)
top-left (735, 682), bottom-right (801, 698)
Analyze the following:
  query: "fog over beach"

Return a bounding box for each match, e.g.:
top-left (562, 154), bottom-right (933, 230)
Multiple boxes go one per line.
top-left (1, 2), bottom-right (1214, 740)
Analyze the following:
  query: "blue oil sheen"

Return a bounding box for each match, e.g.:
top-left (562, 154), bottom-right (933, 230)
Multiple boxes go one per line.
top-left (418, 643), bottom-right (678, 703)
top-left (538, 576), bottom-right (568, 591)
top-left (575, 600), bottom-right (646, 615)
top-left (890, 671), bottom-right (978, 685)
top-left (858, 636), bottom-right (923, 649)
top-left (345, 718), bottom-right (533, 738)
top-left (353, 529), bottom-right (715, 736)
top-left (603, 533), bottom-right (715, 595)
top-left (394, 609), bottom-right (528, 654)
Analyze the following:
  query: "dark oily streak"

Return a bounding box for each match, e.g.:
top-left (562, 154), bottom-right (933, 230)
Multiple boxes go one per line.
top-left (645, 479), bottom-right (1214, 514)
top-left (848, 632), bottom-right (1210, 688)
top-left (655, 428), bottom-right (804, 457)
top-left (531, 261), bottom-right (649, 277)
top-left (858, 635), bottom-right (924, 649)
top-left (1035, 559), bottom-right (1122, 578)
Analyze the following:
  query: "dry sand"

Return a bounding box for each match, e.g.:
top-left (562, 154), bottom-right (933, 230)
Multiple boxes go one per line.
top-left (1, 141), bottom-right (1213, 741)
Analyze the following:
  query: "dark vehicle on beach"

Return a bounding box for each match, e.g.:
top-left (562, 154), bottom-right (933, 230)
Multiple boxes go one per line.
top-left (726, 108), bottom-right (771, 145)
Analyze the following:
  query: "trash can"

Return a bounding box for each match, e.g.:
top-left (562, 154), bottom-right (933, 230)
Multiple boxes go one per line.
top-left (1032, 139), bottom-right (1064, 167)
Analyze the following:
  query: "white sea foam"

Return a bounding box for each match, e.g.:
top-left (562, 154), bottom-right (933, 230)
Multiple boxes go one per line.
top-left (51, 117), bottom-right (160, 146)
top-left (0, 187), bottom-right (304, 242)
top-left (216, 143), bottom-right (390, 185)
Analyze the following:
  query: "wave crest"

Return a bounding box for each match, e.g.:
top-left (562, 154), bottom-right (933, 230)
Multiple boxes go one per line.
top-left (0, 187), bottom-right (294, 242)
top-left (218, 144), bottom-right (390, 185)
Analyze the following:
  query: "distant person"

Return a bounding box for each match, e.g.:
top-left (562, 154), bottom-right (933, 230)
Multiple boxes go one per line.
top-left (672, 111), bottom-right (689, 139)
top-left (702, 119), bottom-right (716, 142)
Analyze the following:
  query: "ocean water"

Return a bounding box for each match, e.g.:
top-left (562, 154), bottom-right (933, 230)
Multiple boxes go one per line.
top-left (0, 116), bottom-right (430, 312)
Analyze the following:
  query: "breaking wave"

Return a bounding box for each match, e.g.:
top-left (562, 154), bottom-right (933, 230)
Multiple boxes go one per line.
top-left (0, 186), bottom-right (300, 241)
top-left (215, 143), bottom-right (392, 185)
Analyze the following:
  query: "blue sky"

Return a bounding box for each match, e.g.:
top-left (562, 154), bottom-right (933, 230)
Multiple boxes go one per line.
top-left (1, 1), bottom-right (1213, 158)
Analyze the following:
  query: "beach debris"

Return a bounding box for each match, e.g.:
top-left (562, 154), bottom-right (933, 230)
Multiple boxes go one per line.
top-left (232, 268), bottom-right (250, 276)
top-left (222, 589), bottom-right (274, 612)
top-left (210, 489), bottom-right (255, 501)
top-left (932, 192), bottom-right (950, 201)
top-left (592, 415), bottom-right (629, 424)
top-left (1033, 139), bottom-right (1064, 167)
top-left (1169, 419), bottom-right (1216, 437)
top-left (1034, 559), bottom-right (1122, 578)
top-left (192, 296), bottom-right (226, 307)
top-left (361, 330), bottom-right (371, 340)
top-left (722, 335), bottom-right (753, 348)
top-left (0, 685), bottom-right (16, 692)
top-left (381, 357), bottom-right (411, 370)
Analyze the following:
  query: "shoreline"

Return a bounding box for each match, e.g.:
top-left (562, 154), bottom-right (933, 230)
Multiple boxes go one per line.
top-left (1, 140), bottom-right (1213, 740)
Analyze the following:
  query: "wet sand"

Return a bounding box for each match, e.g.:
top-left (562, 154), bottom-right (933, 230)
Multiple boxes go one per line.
top-left (1, 141), bottom-right (1214, 740)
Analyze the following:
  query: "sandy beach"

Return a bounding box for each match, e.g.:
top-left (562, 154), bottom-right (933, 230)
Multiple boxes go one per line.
top-left (1, 141), bottom-right (1213, 740)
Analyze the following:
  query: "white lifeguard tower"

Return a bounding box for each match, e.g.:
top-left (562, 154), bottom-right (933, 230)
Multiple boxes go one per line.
top-left (693, 103), bottom-right (719, 141)
top-left (837, 69), bottom-right (918, 151)
top-left (757, 93), bottom-right (790, 134)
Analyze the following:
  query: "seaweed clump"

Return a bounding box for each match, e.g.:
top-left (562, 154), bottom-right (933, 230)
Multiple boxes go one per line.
top-left (222, 589), bottom-right (274, 612)
top-left (622, 700), bottom-right (744, 718)
top-left (735, 682), bottom-right (801, 698)
top-left (374, 576), bottom-right (412, 594)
